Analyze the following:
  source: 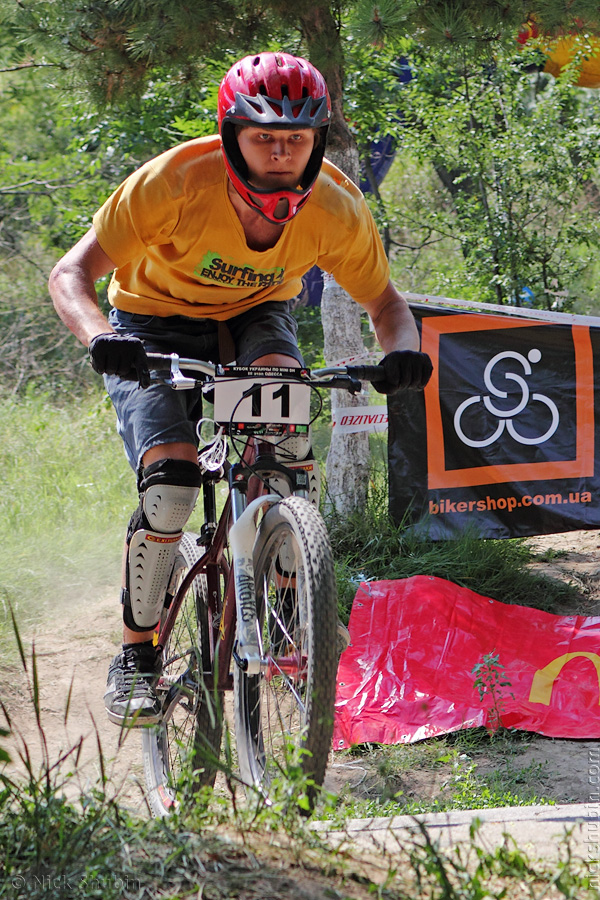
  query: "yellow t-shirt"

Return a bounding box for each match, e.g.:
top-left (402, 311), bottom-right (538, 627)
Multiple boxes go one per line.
top-left (93, 135), bottom-right (390, 321)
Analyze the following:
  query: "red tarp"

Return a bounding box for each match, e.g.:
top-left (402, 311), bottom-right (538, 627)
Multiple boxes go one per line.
top-left (333, 576), bottom-right (600, 750)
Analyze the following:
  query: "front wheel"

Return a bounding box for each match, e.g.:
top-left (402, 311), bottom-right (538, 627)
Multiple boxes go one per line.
top-left (142, 532), bottom-right (223, 817)
top-left (234, 497), bottom-right (337, 806)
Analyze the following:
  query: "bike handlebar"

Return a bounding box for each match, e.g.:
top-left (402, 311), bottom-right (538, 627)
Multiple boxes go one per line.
top-left (344, 363), bottom-right (386, 384)
top-left (145, 352), bottom-right (385, 392)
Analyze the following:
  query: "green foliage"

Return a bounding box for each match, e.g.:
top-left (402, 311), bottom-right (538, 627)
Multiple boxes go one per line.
top-left (472, 652), bottom-right (515, 735)
top-left (0, 54), bottom-right (228, 390)
top-left (349, 1), bottom-right (600, 50)
top-left (0, 64), bottom-right (105, 386)
top-left (3, 1), bottom-right (600, 391)
top-left (328, 474), bottom-right (582, 620)
top-left (326, 756), bottom-right (553, 822)
top-left (344, 40), bottom-right (411, 147)
top-left (294, 305), bottom-right (326, 370)
top-left (382, 43), bottom-right (600, 308)
top-left (1, 0), bottom-right (286, 104)
top-left (1, 636), bottom-right (597, 899)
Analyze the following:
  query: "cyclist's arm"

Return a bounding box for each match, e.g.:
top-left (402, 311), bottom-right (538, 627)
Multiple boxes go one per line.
top-left (360, 280), bottom-right (420, 355)
top-left (48, 226), bottom-right (117, 347)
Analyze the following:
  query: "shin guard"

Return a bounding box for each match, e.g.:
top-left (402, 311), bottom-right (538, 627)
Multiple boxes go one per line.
top-left (122, 459), bottom-right (201, 632)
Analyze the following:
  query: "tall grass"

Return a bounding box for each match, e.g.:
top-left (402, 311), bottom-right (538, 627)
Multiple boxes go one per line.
top-left (1, 386), bottom-right (580, 640)
top-left (327, 475), bottom-right (582, 619)
top-left (1, 390), bottom-right (597, 899)
top-left (0, 389), bottom-right (137, 641)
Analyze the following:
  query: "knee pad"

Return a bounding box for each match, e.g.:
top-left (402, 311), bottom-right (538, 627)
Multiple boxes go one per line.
top-left (139, 458), bottom-right (201, 532)
top-left (123, 459), bottom-right (201, 632)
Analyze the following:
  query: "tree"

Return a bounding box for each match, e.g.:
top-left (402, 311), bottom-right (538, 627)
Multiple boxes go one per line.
top-left (384, 42), bottom-right (600, 308)
top-left (2, 0), bottom-right (377, 512)
top-left (4, 0), bottom-right (600, 507)
top-left (350, 1), bottom-right (600, 48)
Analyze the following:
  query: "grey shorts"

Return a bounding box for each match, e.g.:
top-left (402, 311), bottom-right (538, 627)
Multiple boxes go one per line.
top-left (104, 301), bottom-right (303, 471)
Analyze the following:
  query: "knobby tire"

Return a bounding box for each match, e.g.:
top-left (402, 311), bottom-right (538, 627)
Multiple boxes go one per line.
top-left (233, 496), bottom-right (337, 807)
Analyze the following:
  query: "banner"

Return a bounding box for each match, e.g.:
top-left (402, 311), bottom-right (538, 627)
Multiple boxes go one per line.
top-left (389, 303), bottom-right (600, 538)
top-left (333, 577), bottom-right (600, 750)
top-left (332, 405), bottom-right (388, 434)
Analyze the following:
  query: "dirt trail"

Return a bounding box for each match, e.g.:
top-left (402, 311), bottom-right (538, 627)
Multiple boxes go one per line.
top-left (526, 529), bottom-right (600, 616)
top-left (1, 590), bottom-right (148, 812)
top-left (2, 528), bottom-right (600, 810)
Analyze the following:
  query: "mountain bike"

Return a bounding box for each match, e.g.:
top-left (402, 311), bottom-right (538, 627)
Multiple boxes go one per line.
top-left (139, 352), bottom-right (385, 816)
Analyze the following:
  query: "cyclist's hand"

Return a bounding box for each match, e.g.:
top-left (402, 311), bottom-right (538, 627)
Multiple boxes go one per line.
top-left (88, 333), bottom-right (151, 388)
top-left (374, 350), bottom-right (433, 394)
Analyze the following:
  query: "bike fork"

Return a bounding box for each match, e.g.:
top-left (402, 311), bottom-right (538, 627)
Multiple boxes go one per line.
top-left (228, 473), bottom-right (279, 676)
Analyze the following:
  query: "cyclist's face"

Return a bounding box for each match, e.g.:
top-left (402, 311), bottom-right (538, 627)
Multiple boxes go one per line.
top-left (236, 126), bottom-right (317, 190)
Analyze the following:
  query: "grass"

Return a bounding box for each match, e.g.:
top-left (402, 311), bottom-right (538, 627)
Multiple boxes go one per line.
top-left (1, 388), bottom-right (597, 897)
top-left (1, 634), bottom-right (597, 900)
top-left (7, 386), bottom-right (576, 638)
top-left (319, 727), bottom-right (558, 828)
top-left (326, 474), bottom-right (583, 621)
top-left (0, 389), bottom-right (138, 644)
top-left (324, 478), bottom-right (584, 823)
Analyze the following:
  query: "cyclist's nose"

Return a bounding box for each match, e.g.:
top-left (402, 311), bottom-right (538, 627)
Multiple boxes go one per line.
top-left (270, 139), bottom-right (291, 159)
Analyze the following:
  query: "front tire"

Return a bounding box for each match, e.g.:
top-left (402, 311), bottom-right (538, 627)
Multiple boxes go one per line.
top-left (233, 497), bottom-right (337, 807)
top-left (142, 532), bottom-right (223, 816)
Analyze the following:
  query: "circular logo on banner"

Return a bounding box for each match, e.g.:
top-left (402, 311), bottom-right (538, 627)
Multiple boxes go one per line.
top-left (453, 350), bottom-right (560, 448)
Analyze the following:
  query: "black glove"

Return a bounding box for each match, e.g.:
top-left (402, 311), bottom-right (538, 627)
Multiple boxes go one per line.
top-left (374, 350), bottom-right (433, 394)
top-left (88, 333), bottom-right (151, 388)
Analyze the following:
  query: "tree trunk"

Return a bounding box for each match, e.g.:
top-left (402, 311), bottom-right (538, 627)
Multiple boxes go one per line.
top-left (320, 273), bottom-right (371, 515)
top-left (300, 3), bottom-right (371, 514)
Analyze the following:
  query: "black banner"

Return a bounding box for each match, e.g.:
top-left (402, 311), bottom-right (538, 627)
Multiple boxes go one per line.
top-left (389, 304), bottom-right (599, 538)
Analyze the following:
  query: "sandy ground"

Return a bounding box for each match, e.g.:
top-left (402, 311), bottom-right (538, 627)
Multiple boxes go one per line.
top-left (2, 528), bottom-right (600, 812)
top-left (1, 590), bottom-right (148, 811)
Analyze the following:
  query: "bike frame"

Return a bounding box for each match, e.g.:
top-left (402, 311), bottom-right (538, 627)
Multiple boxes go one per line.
top-left (154, 437), bottom-right (290, 693)
top-left (146, 350), bottom-right (376, 701)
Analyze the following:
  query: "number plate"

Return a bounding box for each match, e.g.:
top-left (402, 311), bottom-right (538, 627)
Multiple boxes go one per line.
top-left (213, 367), bottom-right (311, 436)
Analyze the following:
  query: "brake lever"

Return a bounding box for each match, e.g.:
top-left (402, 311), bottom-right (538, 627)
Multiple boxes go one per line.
top-left (171, 356), bottom-right (198, 390)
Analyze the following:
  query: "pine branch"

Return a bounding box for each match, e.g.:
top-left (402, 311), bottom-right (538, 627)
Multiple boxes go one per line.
top-left (0, 61), bottom-right (68, 73)
top-left (350, 1), bottom-right (600, 51)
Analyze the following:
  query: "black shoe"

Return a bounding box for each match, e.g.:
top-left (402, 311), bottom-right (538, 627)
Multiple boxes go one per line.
top-left (104, 643), bottom-right (162, 726)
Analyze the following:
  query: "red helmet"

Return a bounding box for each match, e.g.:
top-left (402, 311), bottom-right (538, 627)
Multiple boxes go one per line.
top-left (218, 52), bottom-right (331, 223)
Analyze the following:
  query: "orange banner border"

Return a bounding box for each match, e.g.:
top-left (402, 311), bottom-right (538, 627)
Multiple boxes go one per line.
top-left (421, 313), bottom-right (595, 490)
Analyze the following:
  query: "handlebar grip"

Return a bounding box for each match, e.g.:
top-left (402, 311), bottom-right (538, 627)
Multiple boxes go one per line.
top-left (345, 364), bottom-right (385, 384)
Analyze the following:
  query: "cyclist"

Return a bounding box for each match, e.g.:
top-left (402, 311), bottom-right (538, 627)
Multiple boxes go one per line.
top-left (49, 51), bottom-right (432, 727)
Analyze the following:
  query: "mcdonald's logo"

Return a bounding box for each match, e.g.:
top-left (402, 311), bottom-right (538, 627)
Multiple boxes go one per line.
top-left (529, 652), bottom-right (600, 705)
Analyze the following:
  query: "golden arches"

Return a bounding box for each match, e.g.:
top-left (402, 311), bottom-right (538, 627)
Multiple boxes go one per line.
top-left (529, 652), bottom-right (600, 705)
